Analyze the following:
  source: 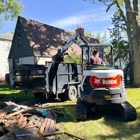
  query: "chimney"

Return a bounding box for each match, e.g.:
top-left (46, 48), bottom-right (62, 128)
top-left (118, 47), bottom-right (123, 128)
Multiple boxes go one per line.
top-left (76, 25), bottom-right (84, 37)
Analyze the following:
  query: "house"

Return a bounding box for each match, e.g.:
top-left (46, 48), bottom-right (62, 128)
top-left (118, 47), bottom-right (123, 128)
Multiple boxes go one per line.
top-left (8, 16), bottom-right (99, 85)
top-left (0, 32), bottom-right (13, 80)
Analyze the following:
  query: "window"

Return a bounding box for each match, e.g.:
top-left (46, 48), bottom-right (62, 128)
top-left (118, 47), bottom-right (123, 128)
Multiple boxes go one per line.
top-left (5, 41), bottom-right (11, 51)
top-left (18, 32), bottom-right (22, 46)
top-left (13, 58), bottom-right (19, 64)
top-left (13, 58), bottom-right (19, 69)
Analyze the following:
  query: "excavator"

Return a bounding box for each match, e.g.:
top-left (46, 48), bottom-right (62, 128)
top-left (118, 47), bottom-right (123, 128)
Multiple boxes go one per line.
top-left (14, 26), bottom-right (137, 121)
top-left (53, 26), bottom-right (137, 122)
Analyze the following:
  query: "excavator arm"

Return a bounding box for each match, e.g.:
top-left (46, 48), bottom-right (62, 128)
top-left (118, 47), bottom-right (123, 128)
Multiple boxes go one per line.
top-left (52, 32), bottom-right (89, 62)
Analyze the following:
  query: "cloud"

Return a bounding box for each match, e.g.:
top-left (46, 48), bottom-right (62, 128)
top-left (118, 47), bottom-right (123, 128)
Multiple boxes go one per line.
top-left (50, 8), bottom-right (113, 29)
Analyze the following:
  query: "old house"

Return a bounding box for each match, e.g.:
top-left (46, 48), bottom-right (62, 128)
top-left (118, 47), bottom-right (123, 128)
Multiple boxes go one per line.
top-left (0, 32), bottom-right (13, 80)
top-left (8, 16), bottom-right (99, 85)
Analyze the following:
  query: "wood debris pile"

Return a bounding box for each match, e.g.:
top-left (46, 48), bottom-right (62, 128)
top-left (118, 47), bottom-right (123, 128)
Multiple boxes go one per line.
top-left (0, 101), bottom-right (85, 140)
top-left (0, 101), bottom-right (59, 140)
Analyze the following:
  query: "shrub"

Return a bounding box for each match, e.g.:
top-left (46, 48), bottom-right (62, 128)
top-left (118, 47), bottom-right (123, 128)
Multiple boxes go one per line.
top-left (64, 52), bottom-right (85, 64)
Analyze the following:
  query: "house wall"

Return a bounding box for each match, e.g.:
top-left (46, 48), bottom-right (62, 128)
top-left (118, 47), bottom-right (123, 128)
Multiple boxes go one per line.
top-left (0, 40), bottom-right (12, 79)
top-left (19, 56), bottom-right (34, 64)
top-left (36, 57), bottom-right (52, 65)
top-left (8, 19), bottom-right (33, 59)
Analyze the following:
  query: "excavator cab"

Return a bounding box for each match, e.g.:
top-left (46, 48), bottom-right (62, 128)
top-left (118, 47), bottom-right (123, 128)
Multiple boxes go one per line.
top-left (76, 43), bottom-right (137, 122)
top-left (80, 43), bottom-right (114, 69)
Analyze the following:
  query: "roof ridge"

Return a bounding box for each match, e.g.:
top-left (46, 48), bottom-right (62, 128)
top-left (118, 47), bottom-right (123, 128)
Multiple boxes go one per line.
top-left (18, 16), bottom-right (72, 34)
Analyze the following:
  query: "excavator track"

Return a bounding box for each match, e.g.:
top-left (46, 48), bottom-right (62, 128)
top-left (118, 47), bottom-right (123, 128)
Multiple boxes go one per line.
top-left (76, 98), bottom-right (87, 121)
top-left (117, 101), bottom-right (137, 121)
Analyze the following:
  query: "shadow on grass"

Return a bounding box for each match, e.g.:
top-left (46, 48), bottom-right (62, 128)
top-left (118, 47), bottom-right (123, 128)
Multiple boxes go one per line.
top-left (0, 85), bottom-right (35, 104)
top-left (1, 85), bottom-right (140, 140)
top-left (91, 117), bottom-right (140, 140)
top-left (0, 84), bottom-right (15, 91)
top-left (86, 107), bottom-right (140, 140)
top-left (52, 103), bottom-right (140, 140)
top-left (0, 84), bottom-right (71, 107)
top-left (125, 81), bottom-right (140, 88)
top-left (52, 104), bottom-right (126, 123)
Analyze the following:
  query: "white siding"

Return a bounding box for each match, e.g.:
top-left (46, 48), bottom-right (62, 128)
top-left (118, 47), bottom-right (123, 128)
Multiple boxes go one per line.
top-left (0, 40), bottom-right (11, 79)
top-left (37, 57), bottom-right (52, 65)
top-left (19, 56), bottom-right (34, 64)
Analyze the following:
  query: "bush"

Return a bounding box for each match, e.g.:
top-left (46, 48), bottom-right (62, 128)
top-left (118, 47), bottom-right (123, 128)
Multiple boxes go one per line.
top-left (64, 52), bottom-right (86, 64)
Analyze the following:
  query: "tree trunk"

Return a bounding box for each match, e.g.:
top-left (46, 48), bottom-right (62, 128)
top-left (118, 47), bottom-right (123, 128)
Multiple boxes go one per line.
top-left (124, 0), bottom-right (140, 86)
top-left (132, 37), bottom-right (140, 86)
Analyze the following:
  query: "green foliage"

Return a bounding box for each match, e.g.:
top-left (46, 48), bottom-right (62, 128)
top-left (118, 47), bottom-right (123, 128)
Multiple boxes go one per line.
top-left (64, 52), bottom-right (84, 64)
top-left (84, 32), bottom-right (93, 38)
top-left (108, 10), bottom-right (129, 65)
top-left (0, 0), bottom-right (23, 27)
top-left (108, 10), bottom-right (126, 40)
top-left (92, 32), bottom-right (108, 43)
top-left (85, 31), bottom-right (108, 43)
top-left (112, 40), bottom-right (129, 63)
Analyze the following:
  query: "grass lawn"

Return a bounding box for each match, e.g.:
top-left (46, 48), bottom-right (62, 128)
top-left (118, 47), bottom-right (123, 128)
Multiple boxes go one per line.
top-left (0, 84), bottom-right (140, 140)
top-left (0, 84), bottom-right (34, 102)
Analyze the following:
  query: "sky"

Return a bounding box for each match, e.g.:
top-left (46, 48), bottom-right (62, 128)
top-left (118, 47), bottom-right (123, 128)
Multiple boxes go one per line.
top-left (0, 0), bottom-right (116, 38)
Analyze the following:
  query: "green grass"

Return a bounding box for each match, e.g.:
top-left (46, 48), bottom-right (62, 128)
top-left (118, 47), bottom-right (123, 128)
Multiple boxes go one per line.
top-left (0, 84), bottom-right (140, 140)
top-left (54, 88), bottom-right (140, 140)
top-left (0, 84), bottom-right (34, 102)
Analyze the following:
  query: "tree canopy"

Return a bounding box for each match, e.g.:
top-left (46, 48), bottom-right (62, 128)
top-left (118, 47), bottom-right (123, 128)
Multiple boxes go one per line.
top-left (85, 32), bottom-right (108, 43)
top-left (0, 0), bottom-right (23, 27)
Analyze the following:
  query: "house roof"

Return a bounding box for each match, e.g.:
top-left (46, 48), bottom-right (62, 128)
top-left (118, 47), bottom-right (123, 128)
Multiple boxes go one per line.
top-left (19, 16), bottom-right (99, 57)
top-left (0, 32), bottom-right (13, 41)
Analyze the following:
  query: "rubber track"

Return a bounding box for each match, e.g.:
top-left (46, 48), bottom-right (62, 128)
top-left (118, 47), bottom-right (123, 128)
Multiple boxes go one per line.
top-left (119, 101), bottom-right (137, 121)
top-left (76, 98), bottom-right (87, 121)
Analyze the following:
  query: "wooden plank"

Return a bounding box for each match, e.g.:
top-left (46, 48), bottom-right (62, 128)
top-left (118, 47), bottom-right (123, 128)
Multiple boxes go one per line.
top-left (5, 109), bottom-right (25, 119)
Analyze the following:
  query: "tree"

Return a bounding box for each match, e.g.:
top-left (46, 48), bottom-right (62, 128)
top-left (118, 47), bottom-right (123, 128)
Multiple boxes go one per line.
top-left (64, 52), bottom-right (85, 63)
top-left (85, 32), bottom-right (108, 43)
top-left (108, 10), bottom-right (127, 41)
top-left (85, 0), bottom-right (140, 87)
top-left (112, 40), bottom-right (129, 66)
top-left (0, 0), bottom-right (23, 27)
top-left (108, 10), bottom-right (129, 68)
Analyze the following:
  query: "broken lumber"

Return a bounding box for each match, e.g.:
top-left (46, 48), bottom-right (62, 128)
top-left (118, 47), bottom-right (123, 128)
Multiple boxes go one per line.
top-left (5, 109), bottom-right (25, 119)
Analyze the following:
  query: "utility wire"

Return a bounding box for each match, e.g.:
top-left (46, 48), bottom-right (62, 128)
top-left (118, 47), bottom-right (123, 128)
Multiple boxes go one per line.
top-left (46, 0), bottom-right (104, 18)
top-left (46, 0), bottom-right (107, 32)
top-left (46, 0), bottom-right (80, 18)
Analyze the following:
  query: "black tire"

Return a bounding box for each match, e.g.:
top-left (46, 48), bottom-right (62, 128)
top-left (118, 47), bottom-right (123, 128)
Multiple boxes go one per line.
top-left (67, 85), bottom-right (77, 101)
top-left (76, 97), bottom-right (87, 121)
top-left (33, 92), bottom-right (44, 98)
